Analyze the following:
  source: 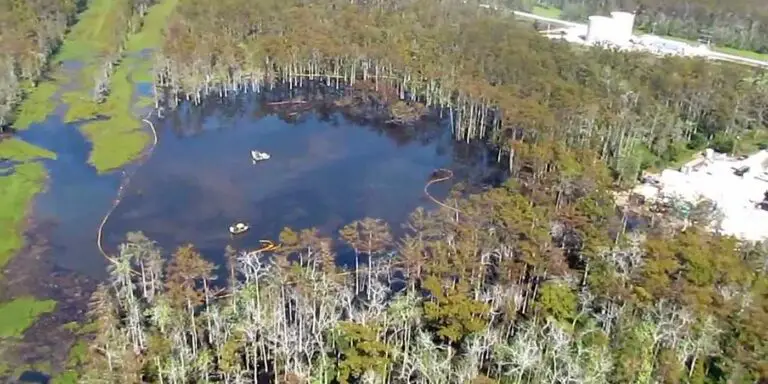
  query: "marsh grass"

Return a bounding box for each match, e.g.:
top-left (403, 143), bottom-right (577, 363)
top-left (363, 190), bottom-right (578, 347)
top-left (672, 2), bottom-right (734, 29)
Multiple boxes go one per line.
top-left (0, 297), bottom-right (57, 379)
top-left (0, 0), bottom-right (177, 280)
top-left (80, 118), bottom-right (149, 173)
top-left (0, 297), bottom-right (56, 339)
top-left (0, 139), bottom-right (55, 269)
top-left (0, 163), bottom-right (47, 268)
top-left (125, 0), bottom-right (179, 54)
top-left (49, 338), bottom-right (88, 383)
top-left (0, 139), bottom-right (56, 162)
top-left (0, 0), bottom-right (172, 365)
top-left (55, 0), bottom-right (130, 63)
top-left (51, 371), bottom-right (79, 384)
top-left (12, 82), bottom-right (62, 130)
top-left (58, 0), bottom-right (177, 173)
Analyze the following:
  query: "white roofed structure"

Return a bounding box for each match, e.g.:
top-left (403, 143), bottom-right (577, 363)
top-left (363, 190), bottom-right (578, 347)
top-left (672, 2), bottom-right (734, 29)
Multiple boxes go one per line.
top-left (609, 11), bottom-right (635, 45)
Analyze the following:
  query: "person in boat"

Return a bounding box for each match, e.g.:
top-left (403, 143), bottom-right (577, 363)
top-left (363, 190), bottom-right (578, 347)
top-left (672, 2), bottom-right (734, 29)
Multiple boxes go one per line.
top-left (229, 222), bottom-right (250, 235)
top-left (251, 150), bottom-right (271, 161)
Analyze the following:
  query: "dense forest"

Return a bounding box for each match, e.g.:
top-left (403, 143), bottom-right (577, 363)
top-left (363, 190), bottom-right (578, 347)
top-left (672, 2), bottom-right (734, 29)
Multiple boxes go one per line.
top-left (154, 0), bottom-right (768, 184)
top-left (514, 0), bottom-right (768, 53)
top-left (82, 3), bottom-right (768, 381)
top-left (80, 147), bottom-right (768, 383)
top-left (1, 0), bottom-right (767, 382)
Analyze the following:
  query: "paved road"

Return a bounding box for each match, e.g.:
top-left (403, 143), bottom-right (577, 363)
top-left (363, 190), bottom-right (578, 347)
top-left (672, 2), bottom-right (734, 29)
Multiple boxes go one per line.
top-left (499, 8), bottom-right (768, 68)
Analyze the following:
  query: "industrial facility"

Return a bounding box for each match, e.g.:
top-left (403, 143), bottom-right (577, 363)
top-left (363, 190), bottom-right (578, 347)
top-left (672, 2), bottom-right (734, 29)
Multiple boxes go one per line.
top-left (475, 3), bottom-right (768, 67)
top-left (629, 149), bottom-right (768, 242)
top-left (538, 10), bottom-right (712, 58)
top-left (586, 12), bottom-right (635, 45)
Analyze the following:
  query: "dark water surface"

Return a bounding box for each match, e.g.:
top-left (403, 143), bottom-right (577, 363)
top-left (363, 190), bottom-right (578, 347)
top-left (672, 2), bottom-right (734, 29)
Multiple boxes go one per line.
top-left (102, 94), bottom-right (502, 268)
top-left (18, 105), bottom-right (121, 278)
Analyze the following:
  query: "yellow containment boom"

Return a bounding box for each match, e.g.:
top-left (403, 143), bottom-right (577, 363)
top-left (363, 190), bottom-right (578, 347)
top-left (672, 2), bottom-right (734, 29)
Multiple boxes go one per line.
top-left (254, 239), bottom-right (281, 252)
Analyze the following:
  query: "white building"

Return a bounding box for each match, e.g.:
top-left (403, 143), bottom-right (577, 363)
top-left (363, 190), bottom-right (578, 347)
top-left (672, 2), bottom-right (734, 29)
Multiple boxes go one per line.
top-left (584, 11), bottom-right (636, 46)
top-left (540, 10), bottom-right (717, 59)
top-left (609, 11), bottom-right (635, 45)
top-left (585, 16), bottom-right (615, 44)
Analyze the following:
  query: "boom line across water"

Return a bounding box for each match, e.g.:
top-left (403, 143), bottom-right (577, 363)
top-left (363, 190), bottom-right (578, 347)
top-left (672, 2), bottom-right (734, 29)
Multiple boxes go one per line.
top-left (96, 113), bottom-right (158, 271)
top-left (424, 168), bottom-right (462, 218)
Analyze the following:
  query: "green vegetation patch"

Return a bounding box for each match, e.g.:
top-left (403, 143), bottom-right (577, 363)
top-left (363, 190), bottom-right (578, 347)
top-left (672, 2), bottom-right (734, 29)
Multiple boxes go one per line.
top-left (56, 0), bottom-right (176, 173)
top-left (12, 82), bottom-right (61, 130)
top-left (49, 0), bottom-right (143, 171)
top-left (51, 370), bottom-right (79, 384)
top-left (13, 0), bottom-right (137, 129)
top-left (66, 339), bottom-right (88, 368)
top-left (531, 5), bottom-right (562, 19)
top-left (125, 0), bottom-right (179, 54)
top-left (50, 329), bottom-right (91, 383)
top-left (72, 60), bottom-right (150, 173)
top-left (0, 297), bottom-right (56, 339)
top-left (55, 0), bottom-right (131, 63)
top-left (0, 139), bottom-right (56, 162)
top-left (80, 119), bottom-right (148, 173)
top-left (61, 89), bottom-right (99, 124)
top-left (714, 45), bottom-right (768, 61)
top-left (0, 162), bottom-right (47, 268)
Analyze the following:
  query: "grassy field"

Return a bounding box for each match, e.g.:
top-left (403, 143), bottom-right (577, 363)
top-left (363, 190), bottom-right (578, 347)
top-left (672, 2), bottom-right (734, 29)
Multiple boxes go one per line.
top-left (0, 162), bottom-right (49, 268)
top-left (11, 0), bottom-right (150, 174)
top-left (659, 35), bottom-right (768, 61)
top-left (0, 139), bottom-right (56, 162)
top-left (12, 82), bottom-right (64, 130)
top-left (1, 0), bottom-right (177, 285)
top-left (532, 5), bottom-right (563, 19)
top-left (0, 297), bottom-right (57, 378)
top-left (715, 46), bottom-right (768, 61)
top-left (0, 145), bottom-right (52, 268)
top-left (56, 0), bottom-right (131, 63)
top-left (12, 0), bottom-right (177, 173)
top-left (126, 0), bottom-right (178, 54)
top-left (0, 297), bottom-right (57, 338)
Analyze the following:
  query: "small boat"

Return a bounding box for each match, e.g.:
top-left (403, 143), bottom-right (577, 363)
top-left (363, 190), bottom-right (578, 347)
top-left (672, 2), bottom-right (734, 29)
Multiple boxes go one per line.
top-left (229, 222), bottom-right (250, 235)
top-left (251, 150), bottom-right (271, 163)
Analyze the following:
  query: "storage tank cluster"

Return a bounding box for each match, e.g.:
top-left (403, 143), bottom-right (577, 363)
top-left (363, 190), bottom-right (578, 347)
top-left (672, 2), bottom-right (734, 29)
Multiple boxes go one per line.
top-left (586, 11), bottom-right (636, 46)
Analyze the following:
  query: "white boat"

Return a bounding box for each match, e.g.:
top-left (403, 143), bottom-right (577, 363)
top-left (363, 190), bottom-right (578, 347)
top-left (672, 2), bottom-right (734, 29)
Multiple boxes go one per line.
top-left (251, 150), bottom-right (271, 163)
top-left (229, 222), bottom-right (250, 235)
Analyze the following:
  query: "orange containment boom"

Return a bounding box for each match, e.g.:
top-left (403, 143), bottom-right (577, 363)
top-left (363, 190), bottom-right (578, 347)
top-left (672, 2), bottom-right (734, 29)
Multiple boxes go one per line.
top-left (254, 239), bottom-right (281, 252)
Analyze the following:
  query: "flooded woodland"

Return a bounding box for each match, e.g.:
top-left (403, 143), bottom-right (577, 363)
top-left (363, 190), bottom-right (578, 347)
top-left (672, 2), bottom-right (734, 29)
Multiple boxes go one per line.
top-left (2, 0), bottom-right (768, 381)
top-left (21, 85), bottom-right (504, 279)
top-left (102, 90), bottom-right (503, 276)
top-left (2, 81), bottom-right (503, 378)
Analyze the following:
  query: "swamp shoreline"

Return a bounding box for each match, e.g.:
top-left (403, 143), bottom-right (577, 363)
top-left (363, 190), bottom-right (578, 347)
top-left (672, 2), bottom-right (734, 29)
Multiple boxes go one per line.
top-left (0, 0), bottom-right (176, 378)
top-left (0, 4), bottom-right (502, 380)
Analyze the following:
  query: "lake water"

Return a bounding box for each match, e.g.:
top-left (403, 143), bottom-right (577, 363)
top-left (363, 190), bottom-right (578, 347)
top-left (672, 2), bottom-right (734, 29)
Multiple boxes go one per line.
top-left (18, 89), bottom-right (503, 278)
top-left (102, 93), bottom-right (503, 269)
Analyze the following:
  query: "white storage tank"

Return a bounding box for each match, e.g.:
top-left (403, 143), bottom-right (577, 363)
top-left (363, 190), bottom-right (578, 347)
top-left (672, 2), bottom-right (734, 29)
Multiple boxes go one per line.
top-left (705, 148), bottom-right (715, 161)
top-left (610, 11), bottom-right (635, 45)
top-left (586, 16), bottom-right (616, 43)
